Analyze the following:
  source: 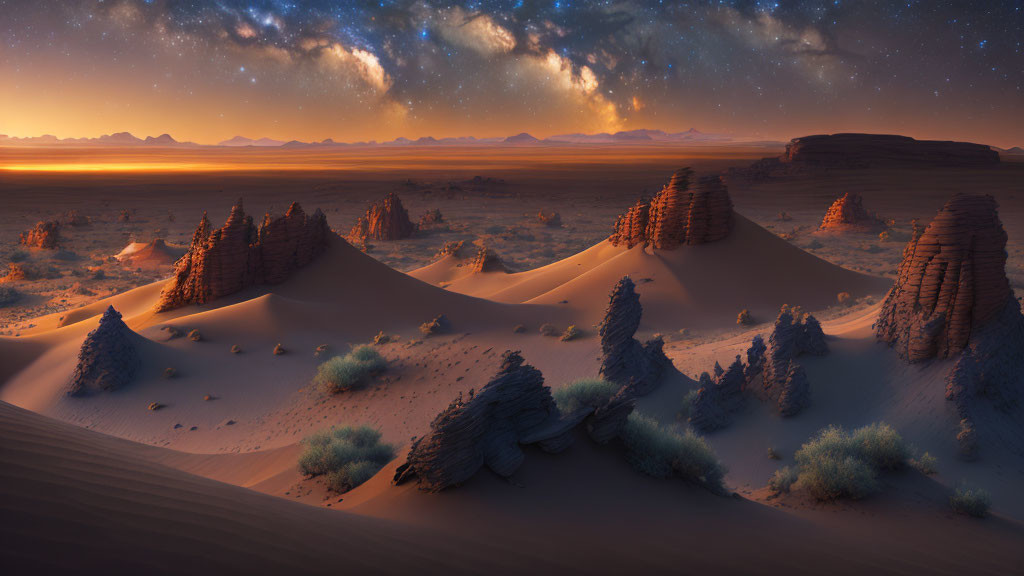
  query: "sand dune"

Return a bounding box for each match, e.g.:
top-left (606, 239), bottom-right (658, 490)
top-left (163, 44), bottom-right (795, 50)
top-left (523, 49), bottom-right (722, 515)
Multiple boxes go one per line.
top-left (411, 214), bottom-right (892, 330)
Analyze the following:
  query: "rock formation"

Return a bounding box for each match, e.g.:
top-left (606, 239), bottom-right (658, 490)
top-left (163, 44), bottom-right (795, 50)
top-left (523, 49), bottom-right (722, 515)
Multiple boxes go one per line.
top-left (392, 351), bottom-right (579, 492)
top-left (744, 306), bottom-right (827, 417)
top-left (598, 276), bottom-right (670, 396)
top-left (63, 210), bottom-right (91, 227)
top-left (467, 246), bottom-right (508, 273)
top-left (781, 134), bottom-right (1000, 168)
top-left (585, 386), bottom-right (635, 444)
top-left (819, 193), bottom-right (886, 232)
top-left (689, 356), bottom-right (747, 431)
top-left (418, 208), bottom-right (445, 229)
top-left (435, 240), bottom-right (467, 259)
top-left (876, 194), bottom-right (1024, 415)
top-left (609, 169), bottom-right (733, 249)
top-left (19, 220), bottom-right (61, 249)
top-left (349, 192), bottom-right (415, 242)
top-left (777, 361), bottom-right (811, 417)
top-left (68, 306), bottom-right (140, 396)
top-left (537, 210), bottom-right (562, 227)
top-left (155, 200), bottom-right (330, 312)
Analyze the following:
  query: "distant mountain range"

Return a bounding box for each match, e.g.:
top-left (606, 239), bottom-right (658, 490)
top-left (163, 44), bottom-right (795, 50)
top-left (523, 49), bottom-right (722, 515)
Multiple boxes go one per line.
top-left (0, 128), bottom-right (776, 148)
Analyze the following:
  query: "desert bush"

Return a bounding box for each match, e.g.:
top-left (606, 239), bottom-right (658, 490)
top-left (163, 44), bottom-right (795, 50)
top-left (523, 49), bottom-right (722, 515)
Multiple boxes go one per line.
top-left (949, 484), bottom-right (991, 518)
top-left (678, 389), bottom-right (700, 421)
top-left (315, 345), bottom-right (387, 393)
top-left (539, 323), bottom-right (559, 337)
top-left (560, 325), bottom-right (581, 341)
top-left (769, 465), bottom-right (799, 494)
top-left (792, 423), bottom-right (911, 501)
top-left (0, 286), bottom-right (21, 308)
top-left (553, 379), bottom-right (618, 414)
top-left (373, 330), bottom-right (392, 345)
top-left (736, 309), bottom-right (752, 326)
top-left (910, 452), bottom-right (938, 475)
top-left (619, 413), bottom-right (726, 494)
top-left (420, 314), bottom-right (451, 336)
top-left (298, 425), bottom-right (395, 493)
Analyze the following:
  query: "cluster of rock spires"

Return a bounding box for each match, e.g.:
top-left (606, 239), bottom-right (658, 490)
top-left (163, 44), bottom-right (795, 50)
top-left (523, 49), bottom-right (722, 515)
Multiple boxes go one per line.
top-left (68, 306), bottom-right (139, 396)
top-left (598, 277), bottom-right (671, 396)
top-left (155, 200), bottom-right (330, 312)
top-left (19, 220), bottom-right (61, 249)
top-left (609, 168), bottom-right (734, 249)
top-left (875, 193), bottom-right (1024, 421)
top-left (393, 351), bottom-right (581, 491)
top-left (818, 193), bottom-right (886, 232)
top-left (690, 306), bottom-right (826, 430)
top-left (348, 192), bottom-right (415, 242)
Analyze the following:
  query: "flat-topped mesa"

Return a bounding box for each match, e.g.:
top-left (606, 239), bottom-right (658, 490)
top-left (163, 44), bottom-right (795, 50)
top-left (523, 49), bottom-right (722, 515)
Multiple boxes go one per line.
top-left (19, 220), bottom-right (62, 249)
top-left (155, 200), bottom-right (330, 312)
top-left (466, 246), bottom-right (508, 273)
top-left (598, 276), bottom-right (670, 396)
top-left (875, 194), bottom-right (1024, 412)
top-left (393, 351), bottom-right (578, 492)
top-left (349, 192), bottom-right (415, 242)
top-left (68, 306), bottom-right (140, 396)
top-left (609, 169), bottom-right (734, 249)
top-left (819, 193), bottom-right (886, 232)
top-left (782, 134), bottom-right (1000, 168)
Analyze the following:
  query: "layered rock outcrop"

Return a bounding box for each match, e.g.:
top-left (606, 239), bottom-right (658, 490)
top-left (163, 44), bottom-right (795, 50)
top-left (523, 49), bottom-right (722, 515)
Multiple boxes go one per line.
top-left (155, 200), bottom-right (330, 312)
top-left (467, 246), bottom-right (508, 273)
top-left (689, 356), bottom-right (747, 431)
top-left (19, 220), bottom-right (61, 249)
top-left (781, 134), bottom-right (1000, 168)
top-left (393, 351), bottom-right (579, 492)
top-left (876, 194), bottom-right (1024, 414)
top-left (68, 306), bottom-right (139, 396)
top-left (747, 306), bottom-right (826, 417)
top-left (819, 193), bottom-right (886, 232)
top-left (598, 276), bottom-right (670, 396)
top-left (349, 192), bottom-right (415, 242)
top-left (609, 169), bottom-right (733, 249)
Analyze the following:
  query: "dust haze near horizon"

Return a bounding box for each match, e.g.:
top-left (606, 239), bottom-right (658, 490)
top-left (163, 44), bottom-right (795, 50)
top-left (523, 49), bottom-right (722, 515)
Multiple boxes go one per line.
top-left (1, 1), bottom-right (1021, 147)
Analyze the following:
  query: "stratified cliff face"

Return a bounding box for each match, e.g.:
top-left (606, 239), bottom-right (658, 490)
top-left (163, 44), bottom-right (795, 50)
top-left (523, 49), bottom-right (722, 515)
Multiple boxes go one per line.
top-left (876, 194), bottom-right (1024, 417)
top-left (155, 200), bottom-right (330, 312)
top-left (819, 193), bottom-right (886, 232)
top-left (349, 192), bottom-right (415, 242)
top-left (68, 306), bottom-right (139, 396)
top-left (19, 220), bottom-right (62, 249)
top-left (876, 194), bottom-right (1014, 362)
top-left (782, 133), bottom-right (999, 168)
top-left (598, 277), bottom-right (670, 396)
top-left (610, 169), bottom-right (733, 249)
top-left (393, 351), bottom-right (577, 492)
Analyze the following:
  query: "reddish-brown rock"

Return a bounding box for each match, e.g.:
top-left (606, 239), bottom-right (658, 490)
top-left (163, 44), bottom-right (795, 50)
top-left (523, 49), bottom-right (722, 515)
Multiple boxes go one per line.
top-left (876, 194), bottom-right (1015, 361)
top-left (819, 193), bottom-right (886, 232)
top-left (536, 210), bottom-right (563, 227)
top-left (783, 134), bottom-right (999, 167)
top-left (467, 246), bottom-right (508, 273)
top-left (609, 169), bottom-right (733, 249)
top-left (19, 220), bottom-right (61, 249)
top-left (155, 200), bottom-right (330, 312)
top-left (349, 192), bottom-right (415, 242)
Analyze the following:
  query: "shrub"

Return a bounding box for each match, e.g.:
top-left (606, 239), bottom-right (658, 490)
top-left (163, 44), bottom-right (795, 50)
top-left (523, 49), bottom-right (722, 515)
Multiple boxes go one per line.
top-left (553, 379), bottom-right (618, 414)
top-left (619, 413), bottom-right (726, 494)
top-left (769, 466), bottom-right (799, 494)
top-left (911, 452), bottom-right (938, 475)
top-left (736, 309), bottom-right (752, 326)
top-left (560, 325), bottom-right (581, 341)
top-left (949, 484), bottom-right (991, 518)
top-left (315, 345), bottom-right (387, 394)
top-left (792, 423), bottom-right (911, 501)
top-left (678, 389), bottom-right (699, 421)
top-left (298, 425), bottom-right (395, 493)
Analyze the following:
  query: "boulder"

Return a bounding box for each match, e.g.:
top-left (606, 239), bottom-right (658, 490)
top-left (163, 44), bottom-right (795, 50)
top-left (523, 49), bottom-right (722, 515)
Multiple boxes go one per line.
top-left (597, 277), bottom-right (670, 396)
top-left (155, 200), bottom-right (330, 312)
top-left (68, 306), bottom-right (139, 395)
top-left (19, 220), bottom-right (61, 249)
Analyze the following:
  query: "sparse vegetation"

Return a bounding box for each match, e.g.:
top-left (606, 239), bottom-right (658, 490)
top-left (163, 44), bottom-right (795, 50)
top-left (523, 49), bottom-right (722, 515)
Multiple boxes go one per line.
top-left (619, 412), bottom-right (726, 494)
top-left (553, 379), bottom-right (618, 414)
top-left (767, 446), bottom-right (781, 460)
top-left (373, 330), bottom-right (392, 345)
top-left (560, 324), bottom-right (581, 341)
top-left (910, 452), bottom-right (938, 475)
top-left (736, 309), bottom-right (753, 326)
top-left (188, 329), bottom-right (202, 342)
top-left (539, 323), bottom-right (559, 337)
top-left (768, 466), bottom-right (799, 494)
top-left (791, 423), bottom-right (912, 501)
top-left (678, 389), bottom-right (700, 421)
top-left (420, 314), bottom-right (451, 336)
top-left (315, 345), bottom-right (387, 394)
top-left (314, 344), bottom-right (329, 358)
top-left (949, 483), bottom-right (991, 518)
top-left (298, 425), bottom-right (396, 493)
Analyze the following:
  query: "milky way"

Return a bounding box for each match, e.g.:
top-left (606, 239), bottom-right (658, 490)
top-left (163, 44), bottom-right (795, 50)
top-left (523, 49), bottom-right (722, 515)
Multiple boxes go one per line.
top-left (1, 1), bottom-right (1021, 145)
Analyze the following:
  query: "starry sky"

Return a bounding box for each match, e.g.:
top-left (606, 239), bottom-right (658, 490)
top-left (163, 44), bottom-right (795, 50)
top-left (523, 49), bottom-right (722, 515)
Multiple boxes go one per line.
top-left (1, 0), bottom-right (1021, 146)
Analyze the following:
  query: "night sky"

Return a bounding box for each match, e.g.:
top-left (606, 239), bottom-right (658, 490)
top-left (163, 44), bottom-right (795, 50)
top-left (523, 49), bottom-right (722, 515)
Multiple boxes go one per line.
top-left (2, 1), bottom-right (1021, 146)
